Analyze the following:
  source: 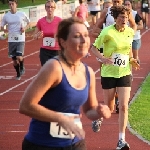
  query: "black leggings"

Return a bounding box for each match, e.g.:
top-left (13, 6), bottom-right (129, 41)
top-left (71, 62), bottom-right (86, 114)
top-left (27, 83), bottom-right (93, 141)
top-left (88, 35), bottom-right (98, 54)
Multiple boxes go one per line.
top-left (22, 138), bottom-right (87, 150)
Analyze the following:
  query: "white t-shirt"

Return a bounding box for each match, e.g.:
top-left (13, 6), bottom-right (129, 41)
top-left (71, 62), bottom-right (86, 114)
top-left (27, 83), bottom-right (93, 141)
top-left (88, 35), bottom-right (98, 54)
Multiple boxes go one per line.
top-left (1, 11), bottom-right (30, 42)
top-left (105, 7), bottom-right (115, 27)
top-left (89, 0), bottom-right (101, 11)
top-left (132, 10), bottom-right (141, 40)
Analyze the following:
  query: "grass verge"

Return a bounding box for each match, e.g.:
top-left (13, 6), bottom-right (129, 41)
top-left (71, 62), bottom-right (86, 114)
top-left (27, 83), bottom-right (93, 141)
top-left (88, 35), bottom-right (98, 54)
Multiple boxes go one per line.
top-left (0, 0), bottom-right (74, 11)
top-left (129, 74), bottom-right (150, 141)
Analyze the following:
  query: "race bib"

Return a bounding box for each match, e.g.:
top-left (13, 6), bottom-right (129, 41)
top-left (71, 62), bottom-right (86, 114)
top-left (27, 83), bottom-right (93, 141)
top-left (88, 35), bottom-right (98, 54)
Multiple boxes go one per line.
top-left (43, 37), bottom-right (55, 47)
top-left (143, 3), bottom-right (148, 8)
top-left (8, 33), bottom-right (23, 42)
top-left (50, 113), bottom-right (82, 139)
top-left (112, 53), bottom-right (129, 67)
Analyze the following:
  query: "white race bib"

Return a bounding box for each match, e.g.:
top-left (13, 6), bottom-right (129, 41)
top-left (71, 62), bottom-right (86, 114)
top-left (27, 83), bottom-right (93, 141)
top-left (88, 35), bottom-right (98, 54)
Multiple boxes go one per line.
top-left (43, 37), bottom-right (55, 47)
top-left (50, 113), bottom-right (82, 139)
top-left (112, 53), bottom-right (129, 67)
top-left (8, 33), bottom-right (23, 42)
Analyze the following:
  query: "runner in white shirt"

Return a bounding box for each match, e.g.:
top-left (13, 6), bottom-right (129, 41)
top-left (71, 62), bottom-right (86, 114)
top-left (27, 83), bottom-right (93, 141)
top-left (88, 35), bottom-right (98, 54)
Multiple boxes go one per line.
top-left (87, 0), bottom-right (102, 26)
top-left (1, 0), bottom-right (30, 80)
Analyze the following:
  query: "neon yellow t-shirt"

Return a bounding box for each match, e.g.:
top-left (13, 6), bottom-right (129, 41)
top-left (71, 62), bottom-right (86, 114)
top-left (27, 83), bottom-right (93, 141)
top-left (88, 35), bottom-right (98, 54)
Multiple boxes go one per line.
top-left (93, 24), bottom-right (134, 78)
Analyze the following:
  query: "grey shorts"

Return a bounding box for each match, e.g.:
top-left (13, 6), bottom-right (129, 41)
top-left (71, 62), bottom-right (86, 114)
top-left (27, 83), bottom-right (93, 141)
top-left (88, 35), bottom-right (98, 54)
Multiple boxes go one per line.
top-left (8, 42), bottom-right (25, 57)
top-left (132, 39), bottom-right (141, 50)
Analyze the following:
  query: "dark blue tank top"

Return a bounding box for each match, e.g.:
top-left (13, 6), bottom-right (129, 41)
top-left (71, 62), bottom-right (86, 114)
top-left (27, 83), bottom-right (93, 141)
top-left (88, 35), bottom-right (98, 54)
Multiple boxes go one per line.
top-left (25, 59), bottom-right (90, 147)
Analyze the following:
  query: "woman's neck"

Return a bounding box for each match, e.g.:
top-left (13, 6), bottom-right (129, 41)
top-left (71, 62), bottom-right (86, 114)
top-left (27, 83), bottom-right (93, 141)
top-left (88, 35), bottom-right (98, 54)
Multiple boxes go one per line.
top-left (61, 52), bottom-right (81, 67)
top-left (114, 24), bottom-right (125, 32)
top-left (46, 15), bottom-right (54, 22)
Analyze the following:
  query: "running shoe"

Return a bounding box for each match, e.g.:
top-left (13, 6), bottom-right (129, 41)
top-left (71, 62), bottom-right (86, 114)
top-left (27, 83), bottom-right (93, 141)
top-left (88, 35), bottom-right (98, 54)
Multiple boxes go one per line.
top-left (96, 57), bottom-right (102, 62)
top-left (116, 139), bottom-right (130, 150)
top-left (145, 26), bottom-right (148, 30)
top-left (85, 53), bottom-right (91, 58)
top-left (16, 75), bottom-right (21, 80)
top-left (92, 118), bottom-right (103, 132)
top-left (20, 67), bottom-right (25, 75)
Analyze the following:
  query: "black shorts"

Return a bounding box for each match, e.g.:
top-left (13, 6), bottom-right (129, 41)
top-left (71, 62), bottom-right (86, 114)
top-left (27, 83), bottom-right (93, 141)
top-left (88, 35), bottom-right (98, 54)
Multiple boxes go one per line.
top-left (90, 11), bottom-right (100, 16)
top-left (141, 8), bottom-right (149, 13)
top-left (40, 48), bottom-right (59, 66)
top-left (101, 75), bottom-right (132, 89)
top-left (22, 138), bottom-right (87, 150)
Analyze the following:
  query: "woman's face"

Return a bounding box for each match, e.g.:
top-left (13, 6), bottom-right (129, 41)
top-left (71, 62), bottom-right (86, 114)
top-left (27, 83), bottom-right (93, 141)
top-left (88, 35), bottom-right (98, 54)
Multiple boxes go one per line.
top-left (112, 0), bottom-right (123, 6)
top-left (124, 1), bottom-right (132, 10)
top-left (104, 2), bottom-right (113, 9)
top-left (116, 12), bottom-right (129, 28)
top-left (45, 2), bottom-right (55, 16)
top-left (63, 23), bottom-right (90, 57)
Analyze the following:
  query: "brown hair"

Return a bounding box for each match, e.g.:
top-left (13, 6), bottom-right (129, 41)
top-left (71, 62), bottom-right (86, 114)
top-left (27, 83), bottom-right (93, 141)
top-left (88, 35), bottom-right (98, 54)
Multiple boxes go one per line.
top-left (124, 0), bottom-right (133, 8)
top-left (110, 5), bottom-right (130, 19)
top-left (45, 0), bottom-right (56, 8)
top-left (8, 0), bottom-right (18, 3)
top-left (56, 17), bottom-right (84, 51)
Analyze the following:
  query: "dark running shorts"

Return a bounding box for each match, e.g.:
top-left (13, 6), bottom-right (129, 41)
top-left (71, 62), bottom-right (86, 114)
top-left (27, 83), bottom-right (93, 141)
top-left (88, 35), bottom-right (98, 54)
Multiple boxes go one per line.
top-left (90, 11), bottom-right (100, 16)
top-left (101, 75), bottom-right (132, 89)
top-left (22, 138), bottom-right (87, 150)
top-left (141, 8), bottom-right (149, 13)
top-left (40, 48), bottom-right (59, 66)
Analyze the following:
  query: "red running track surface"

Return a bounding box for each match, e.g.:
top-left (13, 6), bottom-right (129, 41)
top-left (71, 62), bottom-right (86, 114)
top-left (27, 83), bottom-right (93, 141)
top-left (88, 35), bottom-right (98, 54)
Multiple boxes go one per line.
top-left (0, 24), bottom-right (150, 150)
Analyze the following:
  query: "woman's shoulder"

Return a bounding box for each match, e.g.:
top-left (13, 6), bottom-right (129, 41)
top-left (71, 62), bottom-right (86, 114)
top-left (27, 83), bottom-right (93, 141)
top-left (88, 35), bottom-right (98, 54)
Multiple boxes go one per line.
top-left (38, 17), bottom-right (46, 23)
top-left (42, 58), bottom-right (62, 74)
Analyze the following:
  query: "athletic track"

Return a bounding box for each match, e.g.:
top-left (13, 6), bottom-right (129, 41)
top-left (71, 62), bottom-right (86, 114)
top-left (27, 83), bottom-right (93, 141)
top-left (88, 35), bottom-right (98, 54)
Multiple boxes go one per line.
top-left (0, 15), bottom-right (150, 150)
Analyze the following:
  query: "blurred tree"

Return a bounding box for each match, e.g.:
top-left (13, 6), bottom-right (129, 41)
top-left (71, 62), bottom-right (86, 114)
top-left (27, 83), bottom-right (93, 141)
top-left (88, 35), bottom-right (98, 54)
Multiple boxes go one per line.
top-left (1, 0), bottom-right (7, 4)
top-left (32, 0), bottom-right (35, 3)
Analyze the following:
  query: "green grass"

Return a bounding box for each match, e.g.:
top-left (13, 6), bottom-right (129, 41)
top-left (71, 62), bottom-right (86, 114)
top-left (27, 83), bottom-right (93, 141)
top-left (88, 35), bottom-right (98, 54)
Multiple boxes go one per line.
top-left (129, 74), bottom-right (150, 141)
top-left (0, 0), bottom-right (47, 11)
top-left (0, 0), bottom-right (74, 11)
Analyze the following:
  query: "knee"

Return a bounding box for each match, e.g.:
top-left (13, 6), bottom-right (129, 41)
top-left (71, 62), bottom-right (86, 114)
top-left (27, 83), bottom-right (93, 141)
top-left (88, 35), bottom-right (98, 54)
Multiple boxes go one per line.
top-left (120, 105), bottom-right (128, 112)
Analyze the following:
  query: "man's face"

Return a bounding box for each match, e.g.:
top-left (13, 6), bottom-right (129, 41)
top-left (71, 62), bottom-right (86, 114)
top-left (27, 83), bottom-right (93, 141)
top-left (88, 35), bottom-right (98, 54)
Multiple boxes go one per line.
top-left (8, 1), bottom-right (17, 11)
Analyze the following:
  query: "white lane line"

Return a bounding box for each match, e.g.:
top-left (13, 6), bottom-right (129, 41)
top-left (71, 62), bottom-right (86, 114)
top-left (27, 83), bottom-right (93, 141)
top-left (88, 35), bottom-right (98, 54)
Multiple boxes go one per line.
top-left (141, 28), bottom-right (150, 36)
top-left (0, 39), bottom-right (34, 52)
top-left (0, 51), bottom-right (39, 68)
top-left (0, 47), bottom-right (8, 52)
top-left (94, 69), bottom-right (100, 74)
top-left (6, 131), bottom-right (27, 133)
top-left (0, 75), bottom-right (37, 96)
top-left (0, 109), bottom-right (19, 111)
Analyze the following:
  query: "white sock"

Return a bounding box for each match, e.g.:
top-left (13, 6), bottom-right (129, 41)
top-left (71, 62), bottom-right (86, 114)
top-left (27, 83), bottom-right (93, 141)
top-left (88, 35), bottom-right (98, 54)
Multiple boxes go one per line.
top-left (119, 133), bottom-right (125, 141)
